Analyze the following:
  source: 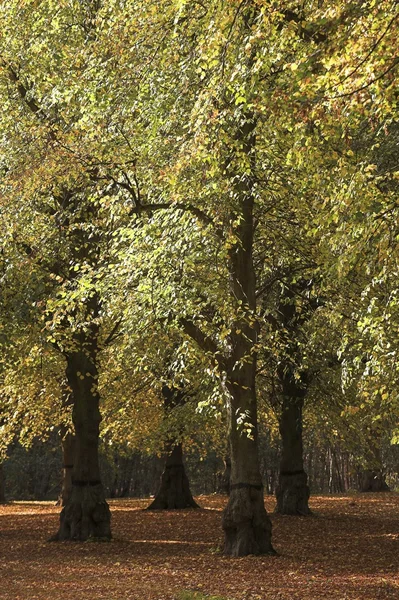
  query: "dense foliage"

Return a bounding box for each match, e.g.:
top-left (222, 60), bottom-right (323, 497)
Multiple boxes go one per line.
top-left (0, 0), bottom-right (398, 550)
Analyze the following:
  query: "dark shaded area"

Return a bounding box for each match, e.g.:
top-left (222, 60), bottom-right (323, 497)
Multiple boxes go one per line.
top-left (147, 443), bottom-right (199, 510)
top-left (360, 470), bottom-right (390, 492)
top-left (147, 385), bottom-right (198, 510)
top-left (2, 435), bottom-right (398, 502)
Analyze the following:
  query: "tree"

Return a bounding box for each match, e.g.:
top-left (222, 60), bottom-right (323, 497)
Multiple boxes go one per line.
top-left (272, 281), bottom-right (314, 516)
top-left (1, 0), bottom-right (398, 553)
top-left (0, 1), bottom-right (119, 539)
top-left (147, 384), bottom-right (199, 510)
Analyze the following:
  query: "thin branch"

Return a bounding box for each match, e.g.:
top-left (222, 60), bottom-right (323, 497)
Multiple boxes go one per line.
top-left (221, 0), bottom-right (249, 76)
top-left (330, 56), bottom-right (399, 99)
top-left (102, 318), bottom-right (123, 347)
top-left (325, 11), bottom-right (399, 92)
top-left (129, 200), bottom-right (222, 234)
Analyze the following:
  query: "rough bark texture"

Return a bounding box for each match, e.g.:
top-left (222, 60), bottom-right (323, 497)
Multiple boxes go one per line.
top-left (220, 74), bottom-right (274, 554)
top-left (274, 279), bottom-right (313, 516)
top-left (222, 384), bottom-right (274, 556)
top-left (178, 5), bottom-right (274, 555)
top-left (360, 470), bottom-right (390, 492)
top-left (147, 443), bottom-right (199, 510)
top-left (56, 432), bottom-right (76, 507)
top-left (147, 385), bottom-right (198, 510)
top-left (276, 470), bottom-right (310, 515)
top-left (275, 393), bottom-right (311, 516)
top-left (53, 350), bottom-right (111, 541)
top-left (217, 455), bottom-right (231, 495)
top-left (223, 485), bottom-right (273, 556)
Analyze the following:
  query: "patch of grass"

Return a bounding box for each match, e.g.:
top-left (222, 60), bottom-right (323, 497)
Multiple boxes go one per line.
top-left (177, 591), bottom-right (230, 600)
top-left (209, 544), bottom-right (222, 554)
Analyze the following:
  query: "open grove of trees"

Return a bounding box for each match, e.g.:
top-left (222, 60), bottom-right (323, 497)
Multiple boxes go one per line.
top-left (0, 0), bottom-right (398, 597)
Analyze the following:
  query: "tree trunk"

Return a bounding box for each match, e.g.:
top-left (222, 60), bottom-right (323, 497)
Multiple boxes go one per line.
top-left (56, 384), bottom-right (75, 506)
top-left (147, 443), bottom-right (198, 509)
top-left (359, 443), bottom-right (390, 492)
top-left (360, 469), bottom-right (390, 492)
top-left (56, 432), bottom-right (76, 506)
top-left (222, 371), bottom-right (274, 556)
top-left (220, 94), bottom-right (274, 554)
top-left (147, 385), bottom-right (198, 510)
top-left (217, 454), bottom-right (231, 495)
top-left (179, 7), bottom-right (274, 554)
top-left (274, 278), bottom-right (312, 515)
top-left (276, 392), bottom-right (311, 515)
top-left (52, 351), bottom-right (111, 541)
top-left (332, 448), bottom-right (344, 493)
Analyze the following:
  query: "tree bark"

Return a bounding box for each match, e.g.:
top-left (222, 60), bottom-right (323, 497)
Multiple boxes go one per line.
top-left (359, 469), bottom-right (390, 492)
top-left (223, 379), bottom-right (274, 556)
top-left (147, 385), bottom-right (198, 510)
top-left (276, 391), bottom-right (311, 515)
top-left (217, 455), bottom-right (231, 495)
top-left (221, 228), bottom-right (274, 553)
top-left (147, 442), bottom-right (198, 509)
top-left (52, 349), bottom-right (111, 541)
top-left (56, 384), bottom-right (76, 507)
top-left (179, 5), bottom-right (274, 555)
top-left (220, 93), bottom-right (274, 554)
top-left (221, 144), bottom-right (274, 552)
top-left (56, 432), bottom-right (76, 507)
top-left (274, 280), bottom-right (312, 516)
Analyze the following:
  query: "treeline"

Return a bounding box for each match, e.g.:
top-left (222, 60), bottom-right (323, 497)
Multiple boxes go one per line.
top-left (3, 432), bottom-right (398, 502)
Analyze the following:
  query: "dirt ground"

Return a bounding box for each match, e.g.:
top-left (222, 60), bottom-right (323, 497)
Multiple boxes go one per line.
top-left (0, 494), bottom-right (398, 600)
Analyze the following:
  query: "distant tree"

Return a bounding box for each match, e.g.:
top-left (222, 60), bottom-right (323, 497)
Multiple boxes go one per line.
top-left (147, 384), bottom-right (199, 510)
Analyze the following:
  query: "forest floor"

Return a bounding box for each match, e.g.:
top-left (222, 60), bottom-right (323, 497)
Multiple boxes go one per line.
top-left (0, 493), bottom-right (398, 600)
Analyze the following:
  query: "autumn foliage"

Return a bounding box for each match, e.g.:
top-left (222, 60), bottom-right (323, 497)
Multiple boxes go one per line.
top-left (0, 494), bottom-right (398, 600)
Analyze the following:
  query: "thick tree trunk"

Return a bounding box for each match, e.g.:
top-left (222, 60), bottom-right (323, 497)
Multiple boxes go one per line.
top-left (147, 385), bottom-right (198, 510)
top-left (276, 392), bottom-right (311, 515)
top-left (56, 432), bottom-right (76, 506)
top-left (217, 455), bottom-right (231, 495)
top-left (220, 94), bottom-right (274, 554)
top-left (52, 351), bottom-right (111, 541)
top-left (178, 8), bottom-right (274, 554)
top-left (0, 463), bottom-right (6, 503)
top-left (273, 277), bottom-right (313, 515)
top-left (222, 376), bottom-right (274, 556)
top-left (56, 384), bottom-right (75, 506)
top-left (359, 446), bottom-right (390, 492)
top-left (360, 469), bottom-right (390, 492)
top-left (147, 443), bottom-right (198, 509)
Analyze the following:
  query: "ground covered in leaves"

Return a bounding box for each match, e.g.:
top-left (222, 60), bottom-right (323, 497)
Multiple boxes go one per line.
top-left (0, 494), bottom-right (398, 600)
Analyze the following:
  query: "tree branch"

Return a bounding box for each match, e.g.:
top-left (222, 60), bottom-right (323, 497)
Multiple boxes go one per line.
top-left (5, 63), bottom-right (43, 116)
top-left (180, 317), bottom-right (222, 363)
top-left (102, 318), bottom-right (123, 348)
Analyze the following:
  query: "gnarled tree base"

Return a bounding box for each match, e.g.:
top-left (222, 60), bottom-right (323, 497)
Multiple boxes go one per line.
top-left (360, 470), bottom-right (390, 492)
top-left (147, 465), bottom-right (199, 510)
top-left (222, 485), bottom-right (275, 556)
top-left (275, 471), bottom-right (311, 516)
top-left (52, 483), bottom-right (111, 541)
